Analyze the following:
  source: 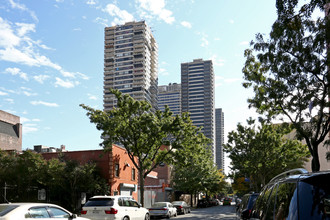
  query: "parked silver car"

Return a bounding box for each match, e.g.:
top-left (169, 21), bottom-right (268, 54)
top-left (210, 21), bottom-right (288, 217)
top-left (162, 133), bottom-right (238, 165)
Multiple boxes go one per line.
top-left (148, 202), bottom-right (177, 219)
top-left (0, 203), bottom-right (89, 220)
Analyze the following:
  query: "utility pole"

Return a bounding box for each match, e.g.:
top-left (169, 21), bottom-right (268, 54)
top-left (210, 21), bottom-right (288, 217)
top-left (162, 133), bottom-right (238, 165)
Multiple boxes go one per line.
top-left (4, 182), bottom-right (6, 202)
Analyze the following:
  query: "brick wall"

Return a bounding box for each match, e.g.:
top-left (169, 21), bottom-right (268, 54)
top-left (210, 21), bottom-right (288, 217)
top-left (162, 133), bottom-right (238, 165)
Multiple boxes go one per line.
top-left (41, 145), bottom-right (139, 200)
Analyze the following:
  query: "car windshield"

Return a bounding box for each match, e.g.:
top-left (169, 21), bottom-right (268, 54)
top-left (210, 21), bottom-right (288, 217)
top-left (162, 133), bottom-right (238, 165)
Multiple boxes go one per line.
top-left (152, 203), bottom-right (167, 208)
top-left (0, 205), bottom-right (19, 217)
top-left (298, 174), bottom-right (330, 219)
top-left (84, 198), bottom-right (114, 207)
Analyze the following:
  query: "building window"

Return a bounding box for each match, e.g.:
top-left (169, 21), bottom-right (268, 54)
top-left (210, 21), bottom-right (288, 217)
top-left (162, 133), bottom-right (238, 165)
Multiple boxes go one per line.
top-left (132, 168), bottom-right (136, 180)
top-left (115, 163), bottom-right (120, 177)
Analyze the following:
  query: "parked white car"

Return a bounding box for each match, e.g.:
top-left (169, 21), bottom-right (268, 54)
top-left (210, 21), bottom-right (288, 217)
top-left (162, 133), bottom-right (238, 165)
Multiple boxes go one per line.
top-left (0, 203), bottom-right (89, 220)
top-left (81, 195), bottom-right (150, 220)
top-left (148, 202), bottom-right (177, 219)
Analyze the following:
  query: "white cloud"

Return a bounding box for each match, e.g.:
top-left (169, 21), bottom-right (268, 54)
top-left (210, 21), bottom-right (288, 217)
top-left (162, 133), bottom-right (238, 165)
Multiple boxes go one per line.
top-left (8, 0), bottom-right (38, 22)
top-left (86, 0), bottom-right (96, 5)
top-left (4, 67), bottom-right (29, 81)
top-left (33, 75), bottom-right (50, 84)
top-left (30, 100), bottom-right (59, 107)
top-left (0, 91), bottom-right (9, 96)
top-left (201, 37), bottom-right (209, 47)
top-left (95, 17), bottom-right (109, 26)
top-left (23, 124), bottom-right (38, 134)
top-left (0, 17), bottom-right (20, 47)
top-left (103, 4), bottom-right (134, 25)
top-left (240, 41), bottom-right (249, 45)
top-left (210, 55), bottom-right (225, 67)
top-left (21, 117), bottom-right (40, 123)
top-left (15, 22), bottom-right (35, 36)
top-left (5, 98), bottom-right (14, 104)
top-left (22, 91), bottom-right (37, 96)
top-left (136, 0), bottom-right (175, 24)
top-left (159, 68), bottom-right (169, 76)
top-left (54, 77), bottom-right (77, 88)
top-left (181, 21), bottom-right (192, 28)
top-left (88, 93), bottom-right (98, 100)
top-left (0, 17), bottom-right (88, 87)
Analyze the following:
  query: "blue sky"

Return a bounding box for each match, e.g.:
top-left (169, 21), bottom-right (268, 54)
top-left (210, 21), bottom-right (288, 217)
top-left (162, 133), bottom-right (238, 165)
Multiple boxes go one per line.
top-left (0, 0), bottom-right (277, 170)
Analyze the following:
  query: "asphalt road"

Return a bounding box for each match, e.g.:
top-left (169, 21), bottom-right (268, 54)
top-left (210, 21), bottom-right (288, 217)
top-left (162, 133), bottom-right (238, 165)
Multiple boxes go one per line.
top-left (152, 204), bottom-right (237, 220)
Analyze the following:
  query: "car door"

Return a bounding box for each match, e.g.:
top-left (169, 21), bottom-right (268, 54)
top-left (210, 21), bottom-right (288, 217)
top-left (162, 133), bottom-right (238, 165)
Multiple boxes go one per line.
top-left (123, 198), bottom-right (136, 220)
top-left (129, 200), bottom-right (146, 220)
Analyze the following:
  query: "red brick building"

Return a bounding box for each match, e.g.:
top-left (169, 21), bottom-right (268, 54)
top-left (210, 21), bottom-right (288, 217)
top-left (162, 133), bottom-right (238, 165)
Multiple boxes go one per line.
top-left (42, 144), bottom-right (139, 200)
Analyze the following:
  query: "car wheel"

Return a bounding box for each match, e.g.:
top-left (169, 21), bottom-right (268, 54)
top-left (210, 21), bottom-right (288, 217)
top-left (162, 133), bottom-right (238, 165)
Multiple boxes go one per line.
top-left (144, 213), bottom-right (150, 220)
top-left (123, 217), bottom-right (129, 220)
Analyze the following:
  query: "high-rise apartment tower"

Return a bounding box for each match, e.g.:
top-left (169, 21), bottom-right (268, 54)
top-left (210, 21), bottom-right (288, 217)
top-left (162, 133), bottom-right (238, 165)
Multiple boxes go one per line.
top-left (158, 83), bottom-right (181, 116)
top-left (215, 108), bottom-right (225, 170)
top-left (103, 21), bottom-right (158, 111)
top-left (181, 59), bottom-right (215, 162)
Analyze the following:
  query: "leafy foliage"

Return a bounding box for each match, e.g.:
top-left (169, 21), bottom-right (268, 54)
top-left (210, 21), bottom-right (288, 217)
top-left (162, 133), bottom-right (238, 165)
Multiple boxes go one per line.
top-left (224, 118), bottom-right (309, 191)
top-left (80, 89), bottom-right (214, 205)
top-left (0, 150), bottom-right (108, 213)
top-left (242, 0), bottom-right (330, 171)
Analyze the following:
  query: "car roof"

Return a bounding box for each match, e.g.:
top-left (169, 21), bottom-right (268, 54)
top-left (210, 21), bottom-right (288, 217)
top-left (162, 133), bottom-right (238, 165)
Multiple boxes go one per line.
top-left (0, 203), bottom-right (62, 206)
top-left (89, 195), bottom-right (133, 199)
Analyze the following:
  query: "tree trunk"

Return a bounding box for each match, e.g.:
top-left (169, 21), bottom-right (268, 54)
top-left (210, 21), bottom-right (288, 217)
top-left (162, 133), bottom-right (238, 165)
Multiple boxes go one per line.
top-left (139, 170), bottom-right (145, 206)
top-left (311, 144), bottom-right (320, 172)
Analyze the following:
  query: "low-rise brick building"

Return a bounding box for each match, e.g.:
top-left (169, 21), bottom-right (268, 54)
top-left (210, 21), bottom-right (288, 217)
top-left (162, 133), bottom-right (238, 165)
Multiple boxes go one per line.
top-left (41, 144), bottom-right (139, 200)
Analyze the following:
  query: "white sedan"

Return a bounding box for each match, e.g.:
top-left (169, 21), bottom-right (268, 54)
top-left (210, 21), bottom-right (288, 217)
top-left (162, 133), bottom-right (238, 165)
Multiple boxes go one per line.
top-left (148, 202), bottom-right (177, 219)
top-left (0, 203), bottom-right (89, 220)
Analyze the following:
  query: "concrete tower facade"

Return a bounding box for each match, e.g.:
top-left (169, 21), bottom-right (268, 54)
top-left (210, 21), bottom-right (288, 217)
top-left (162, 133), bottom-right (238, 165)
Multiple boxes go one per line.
top-left (103, 21), bottom-right (158, 111)
top-left (215, 108), bottom-right (225, 170)
top-left (181, 59), bottom-right (215, 162)
top-left (158, 83), bottom-right (181, 116)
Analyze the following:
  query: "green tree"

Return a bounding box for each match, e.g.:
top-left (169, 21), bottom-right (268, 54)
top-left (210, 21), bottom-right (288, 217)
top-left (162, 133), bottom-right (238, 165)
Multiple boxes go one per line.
top-left (224, 119), bottom-right (309, 191)
top-left (231, 176), bottom-right (250, 197)
top-left (0, 150), bottom-right (108, 212)
top-left (171, 118), bottom-right (225, 203)
top-left (242, 0), bottom-right (330, 171)
top-left (80, 89), bottom-right (201, 206)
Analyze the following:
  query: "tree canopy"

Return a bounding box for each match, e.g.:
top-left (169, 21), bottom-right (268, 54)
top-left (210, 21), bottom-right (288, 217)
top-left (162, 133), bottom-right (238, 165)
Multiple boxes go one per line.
top-left (224, 118), bottom-right (309, 191)
top-left (80, 89), bottom-right (212, 206)
top-left (242, 0), bottom-right (330, 171)
top-left (0, 150), bottom-right (108, 212)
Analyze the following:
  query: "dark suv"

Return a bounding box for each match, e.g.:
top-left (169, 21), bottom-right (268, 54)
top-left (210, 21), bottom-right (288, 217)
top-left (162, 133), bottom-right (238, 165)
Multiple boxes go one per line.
top-left (237, 192), bottom-right (259, 219)
top-left (250, 168), bottom-right (330, 220)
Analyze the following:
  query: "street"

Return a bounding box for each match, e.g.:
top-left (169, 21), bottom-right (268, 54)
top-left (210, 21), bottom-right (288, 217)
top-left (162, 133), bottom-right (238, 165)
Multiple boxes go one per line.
top-left (152, 204), bottom-right (237, 220)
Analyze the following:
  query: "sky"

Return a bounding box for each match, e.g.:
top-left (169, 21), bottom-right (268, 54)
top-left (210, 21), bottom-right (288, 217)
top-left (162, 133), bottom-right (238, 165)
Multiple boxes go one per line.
top-left (0, 0), bottom-right (278, 173)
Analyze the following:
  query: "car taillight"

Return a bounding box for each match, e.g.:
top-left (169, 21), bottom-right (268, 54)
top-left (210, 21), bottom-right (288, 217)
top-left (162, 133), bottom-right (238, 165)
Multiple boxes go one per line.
top-left (81, 210), bottom-right (87, 215)
top-left (178, 206), bottom-right (183, 209)
top-left (105, 208), bottom-right (118, 214)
